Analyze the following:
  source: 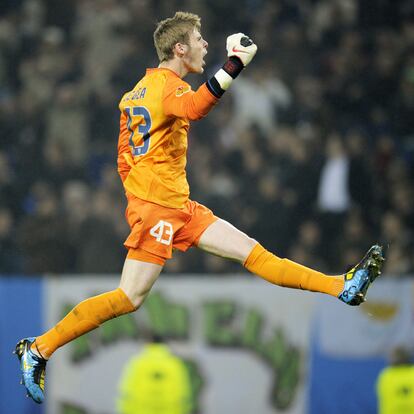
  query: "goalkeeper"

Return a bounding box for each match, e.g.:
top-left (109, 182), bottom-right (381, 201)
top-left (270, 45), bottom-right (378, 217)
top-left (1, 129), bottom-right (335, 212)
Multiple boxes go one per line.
top-left (15, 11), bottom-right (384, 404)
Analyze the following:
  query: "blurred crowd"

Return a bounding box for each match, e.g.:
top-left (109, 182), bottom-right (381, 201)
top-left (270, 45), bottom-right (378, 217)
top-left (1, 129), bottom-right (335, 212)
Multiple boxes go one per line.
top-left (0, 0), bottom-right (413, 276)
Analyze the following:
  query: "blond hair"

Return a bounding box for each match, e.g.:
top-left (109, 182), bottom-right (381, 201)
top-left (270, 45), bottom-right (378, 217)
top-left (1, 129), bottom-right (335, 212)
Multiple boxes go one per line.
top-left (154, 11), bottom-right (201, 62)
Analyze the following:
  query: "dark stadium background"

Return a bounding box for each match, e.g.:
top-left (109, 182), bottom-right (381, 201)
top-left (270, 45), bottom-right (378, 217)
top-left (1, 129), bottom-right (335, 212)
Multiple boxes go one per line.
top-left (0, 0), bottom-right (413, 276)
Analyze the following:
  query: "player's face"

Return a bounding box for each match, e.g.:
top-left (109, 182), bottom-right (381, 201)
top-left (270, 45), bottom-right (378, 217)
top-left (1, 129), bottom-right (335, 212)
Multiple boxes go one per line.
top-left (183, 28), bottom-right (208, 74)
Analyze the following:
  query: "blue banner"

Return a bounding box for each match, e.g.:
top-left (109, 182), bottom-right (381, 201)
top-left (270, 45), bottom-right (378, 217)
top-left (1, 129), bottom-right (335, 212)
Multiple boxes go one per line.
top-left (307, 279), bottom-right (414, 414)
top-left (308, 330), bottom-right (386, 414)
top-left (0, 276), bottom-right (44, 414)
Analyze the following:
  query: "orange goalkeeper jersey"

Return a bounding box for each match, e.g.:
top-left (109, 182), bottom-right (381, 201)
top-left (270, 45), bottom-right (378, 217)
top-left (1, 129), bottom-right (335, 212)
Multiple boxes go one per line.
top-left (118, 68), bottom-right (218, 209)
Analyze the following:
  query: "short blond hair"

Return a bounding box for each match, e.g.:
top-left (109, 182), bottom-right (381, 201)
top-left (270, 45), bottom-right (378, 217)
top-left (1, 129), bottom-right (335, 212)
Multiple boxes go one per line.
top-left (154, 11), bottom-right (201, 62)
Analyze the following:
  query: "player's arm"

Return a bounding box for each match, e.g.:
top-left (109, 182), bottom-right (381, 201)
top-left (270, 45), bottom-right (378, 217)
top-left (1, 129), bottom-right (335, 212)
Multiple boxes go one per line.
top-left (117, 112), bottom-right (132, 182)
top-left (163, 33), bottom-right (257, 121)
top-left (206, 33), bottom-right (257, 98)
top-left (163, 79), bottom-right (218, 121)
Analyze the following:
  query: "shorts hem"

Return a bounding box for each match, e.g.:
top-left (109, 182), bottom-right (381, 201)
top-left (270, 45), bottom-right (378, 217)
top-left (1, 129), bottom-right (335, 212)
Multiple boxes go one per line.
top-left (127, 247), bottom-right (166, 266)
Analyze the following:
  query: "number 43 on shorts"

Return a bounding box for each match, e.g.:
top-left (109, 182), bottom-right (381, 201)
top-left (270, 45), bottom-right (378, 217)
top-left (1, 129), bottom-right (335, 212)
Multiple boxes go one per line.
top-left (150, 220), bottom-right (173, 245)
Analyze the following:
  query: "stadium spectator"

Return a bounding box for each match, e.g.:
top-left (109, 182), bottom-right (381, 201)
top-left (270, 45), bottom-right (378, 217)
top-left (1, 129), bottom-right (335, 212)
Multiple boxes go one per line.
top-left (377, 346), bottom-right (414, 414)
top-left (16, 181), bottom-right (71, 273)
top-left (117, 338), bottom-right (192, 414)
top-left (0, 206), bottom-right (21, 273)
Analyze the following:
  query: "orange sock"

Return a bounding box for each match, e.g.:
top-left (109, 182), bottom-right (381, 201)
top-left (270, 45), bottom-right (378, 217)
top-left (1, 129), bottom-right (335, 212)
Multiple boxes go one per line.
top-left (32, 288), bottom-right (135, 359)
top-left (244, 244), bottom-right (344, 297)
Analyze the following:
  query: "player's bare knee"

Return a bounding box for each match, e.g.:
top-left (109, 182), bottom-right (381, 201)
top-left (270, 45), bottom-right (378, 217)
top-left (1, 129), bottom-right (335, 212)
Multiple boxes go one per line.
top-left (118, 282), bottom-right (151, 310)
top-left (123, 289), bottom-right (148, 310)
top-left (245, 236), bottom-right (257, 250)
top-left (119, 259), bottom-right (161, 309)
top-left (225, 235), bottom-right (257, 263)
top-left (238, 236), bottom-right (257, 262)
top-left (130, 295), bottom-right (146, 310)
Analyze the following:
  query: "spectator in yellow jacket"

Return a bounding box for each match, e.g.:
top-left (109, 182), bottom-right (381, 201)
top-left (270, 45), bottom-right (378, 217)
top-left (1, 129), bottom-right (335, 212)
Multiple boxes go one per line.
top-left (117, 339), bottom-right (192, 414)
top-left (377, 347), bottom-right (414, 414)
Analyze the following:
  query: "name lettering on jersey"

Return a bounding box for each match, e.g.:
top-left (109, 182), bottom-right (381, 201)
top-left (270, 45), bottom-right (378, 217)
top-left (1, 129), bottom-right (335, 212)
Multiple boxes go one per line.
top-left (176, 85), bottom-right (191, 97)
top-left (122, 87), bottom-right (147, 102)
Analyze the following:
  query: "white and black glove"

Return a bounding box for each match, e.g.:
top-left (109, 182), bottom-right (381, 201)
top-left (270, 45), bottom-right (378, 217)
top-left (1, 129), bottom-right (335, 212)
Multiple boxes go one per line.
top-left (226, 33), bottom-right (258, 67)
top-left (206, 33), bottom-right (258, 98)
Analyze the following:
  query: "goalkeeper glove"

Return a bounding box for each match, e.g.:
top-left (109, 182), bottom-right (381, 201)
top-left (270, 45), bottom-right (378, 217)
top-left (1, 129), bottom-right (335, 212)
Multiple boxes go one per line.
top-left (206, 33), bottom-right (258, 98)
top-left (226, 33), bottom-right (258, 67)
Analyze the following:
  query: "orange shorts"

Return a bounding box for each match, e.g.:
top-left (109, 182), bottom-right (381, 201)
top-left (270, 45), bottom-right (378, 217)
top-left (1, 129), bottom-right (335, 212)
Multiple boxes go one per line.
top-left (124, 194), bottom-right (217, 266)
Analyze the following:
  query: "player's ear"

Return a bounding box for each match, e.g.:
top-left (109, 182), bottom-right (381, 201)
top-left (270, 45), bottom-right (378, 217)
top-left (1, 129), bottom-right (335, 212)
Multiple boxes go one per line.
top-left (173, 42), bottom-right (187, 57)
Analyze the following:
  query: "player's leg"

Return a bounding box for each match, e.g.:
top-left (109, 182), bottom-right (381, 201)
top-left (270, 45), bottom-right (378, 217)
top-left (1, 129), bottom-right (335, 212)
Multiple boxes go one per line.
top-left (197, 218), bottom-right (384, 304)
top-left (33, 259), bottom-right (162, 358)
top-left (196, 218), bottom-right (257, 262)
top-left (15, 258), bottom-right (162, 403)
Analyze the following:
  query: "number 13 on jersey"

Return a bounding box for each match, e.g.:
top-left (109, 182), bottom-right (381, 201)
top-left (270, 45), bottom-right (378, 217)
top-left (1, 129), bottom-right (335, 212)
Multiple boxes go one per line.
top-left (125, 106), bottom-right (152, 156)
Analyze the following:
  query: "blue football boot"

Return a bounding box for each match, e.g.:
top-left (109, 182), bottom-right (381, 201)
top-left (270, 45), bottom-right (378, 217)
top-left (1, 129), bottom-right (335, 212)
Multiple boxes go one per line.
top-left (338, 245), bottom-right (385, 306)
top-left (14, 337), bottom-right (47, 403)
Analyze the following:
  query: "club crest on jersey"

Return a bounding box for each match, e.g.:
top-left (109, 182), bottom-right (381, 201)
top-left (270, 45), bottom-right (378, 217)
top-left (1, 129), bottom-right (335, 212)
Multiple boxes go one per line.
top-left (176, 85), bottom-right (190, 97)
